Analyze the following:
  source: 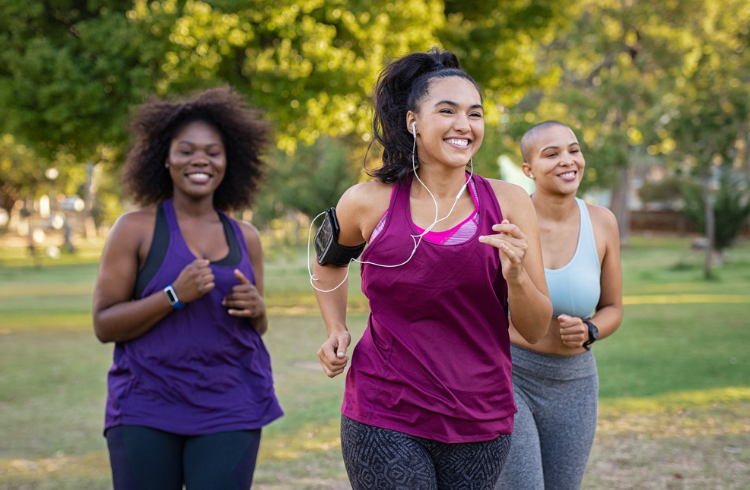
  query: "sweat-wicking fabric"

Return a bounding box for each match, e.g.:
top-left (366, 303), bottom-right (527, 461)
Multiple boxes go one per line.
top-left (494, 344), bottom-right (598, 490)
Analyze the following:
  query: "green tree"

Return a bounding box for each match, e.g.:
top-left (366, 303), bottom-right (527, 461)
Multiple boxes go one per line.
top-left (681, 168), bottom-right (750, 260)
top-left (0, 0), bottom-right (569, 225)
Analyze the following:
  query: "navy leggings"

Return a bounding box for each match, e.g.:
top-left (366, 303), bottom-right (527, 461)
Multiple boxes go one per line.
top-left (341, 415), bottom-right (512, 490)
top-left (106, 425), bottom-right (261, 490)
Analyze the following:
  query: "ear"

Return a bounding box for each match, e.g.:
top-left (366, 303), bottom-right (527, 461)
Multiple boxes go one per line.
top-left (406, 111), bottom-right (417, 134)
top-left (521, 162), bottom-right (533, 179)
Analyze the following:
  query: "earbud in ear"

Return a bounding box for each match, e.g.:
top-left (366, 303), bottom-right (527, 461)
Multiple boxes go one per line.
top-left (411, 122), bottom-right (416, 134)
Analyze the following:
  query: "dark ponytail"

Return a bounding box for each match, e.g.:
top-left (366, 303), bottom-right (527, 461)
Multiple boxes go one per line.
top-left (365, 47), bottom-right (482, 183)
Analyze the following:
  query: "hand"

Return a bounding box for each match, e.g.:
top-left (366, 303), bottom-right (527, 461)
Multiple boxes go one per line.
top-left (172, 259), bottom-right (215, 303)
top-left (223, 269), bottom-right (265, 320)
top-left (479, 219), bottom-right (529, 283)
top-left (558, 314), bottom-right (588, 348)
top-left (317, 330), bottom-right (351, 378)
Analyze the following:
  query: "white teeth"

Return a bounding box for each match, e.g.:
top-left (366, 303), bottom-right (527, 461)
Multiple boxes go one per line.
top-left (559, 171), bottom-right (576, 178)
top-left (190, 173), bottom-right (210, 178)
top-left (446, 139), bottom-right (469, 147)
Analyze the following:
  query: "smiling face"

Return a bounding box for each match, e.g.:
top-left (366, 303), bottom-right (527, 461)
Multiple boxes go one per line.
top-left (522, 124), bottom-right (585, 196)
top-left (167, 120), bottom-right (226, 200)
top-left (407, 76), bottom-right (484, 171)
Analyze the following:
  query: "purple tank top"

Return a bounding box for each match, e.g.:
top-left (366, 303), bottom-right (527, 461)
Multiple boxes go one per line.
top-left (343, 174), bottom-right (515, 443)
top-left (104, 198), bottom-right (283, 435)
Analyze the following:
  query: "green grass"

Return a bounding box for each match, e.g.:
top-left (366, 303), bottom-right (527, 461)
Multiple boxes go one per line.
top-left (0, 236), bottom-right (749, 489)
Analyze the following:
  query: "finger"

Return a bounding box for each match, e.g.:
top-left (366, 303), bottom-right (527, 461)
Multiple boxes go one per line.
top-left (492, 222), bottom-right (525, 239)
top-left (227, 309), bottom-right (251, 317)
top-left (198, 282), bottom-right (215, 293)
top-left (336, 336), bottom-right (350, 358)
top-left (234, 269), bottom-right (251, 285)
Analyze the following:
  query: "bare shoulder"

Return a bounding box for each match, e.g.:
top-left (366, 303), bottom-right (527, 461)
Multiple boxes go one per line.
top-left (337, 180), bottom-right (394, 239)
top-left (338, 180), bottom-right (394, 210)
top-left (485, 178), bottom-right (534, 219)
top-left (236, 219), bottom-right (262, 249)
top-left (108, 206), bottom-right (157, 242)
top-left (586, 203), bottom-right (619, 235)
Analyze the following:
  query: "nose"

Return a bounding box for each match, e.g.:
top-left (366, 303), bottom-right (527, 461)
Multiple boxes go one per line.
top-left (454, 113), bottom-right (471, 132)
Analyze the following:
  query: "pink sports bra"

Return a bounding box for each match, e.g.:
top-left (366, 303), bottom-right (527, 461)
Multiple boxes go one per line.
top-left (370, 176), bottom-right (479, 245)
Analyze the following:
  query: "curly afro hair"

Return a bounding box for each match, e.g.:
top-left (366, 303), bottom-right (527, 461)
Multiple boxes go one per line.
top-left (122, 86), bottom-right (269, 211)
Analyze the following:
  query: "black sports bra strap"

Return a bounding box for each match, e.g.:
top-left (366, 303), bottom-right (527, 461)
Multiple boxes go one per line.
top-left (133, 203), bottom-right (169, 299)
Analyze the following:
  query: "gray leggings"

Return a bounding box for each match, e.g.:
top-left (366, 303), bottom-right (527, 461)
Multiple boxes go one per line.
top-left (495, 344), bottom-right (598, 490)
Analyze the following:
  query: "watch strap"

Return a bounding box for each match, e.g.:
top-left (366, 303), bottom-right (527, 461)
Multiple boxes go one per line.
top-left (164, 284), bottom-right (186, 309)
top-left (582, 320), bottom-right (598, 350)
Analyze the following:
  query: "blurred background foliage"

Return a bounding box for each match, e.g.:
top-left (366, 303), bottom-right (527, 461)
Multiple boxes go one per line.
top-left (0, 0), bottom-right (749, 273)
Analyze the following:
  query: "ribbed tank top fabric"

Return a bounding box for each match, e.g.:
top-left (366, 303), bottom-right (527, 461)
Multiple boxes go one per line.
top-left (545, 197), bottom-right (602, 319)
top-left (343, 174), bottom-right (515, 443)
top-left (104, 198), bottom-right (283, 435)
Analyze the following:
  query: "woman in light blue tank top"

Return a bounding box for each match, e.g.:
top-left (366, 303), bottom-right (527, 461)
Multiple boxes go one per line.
top-left (496, 121), bottom-right (623, 490)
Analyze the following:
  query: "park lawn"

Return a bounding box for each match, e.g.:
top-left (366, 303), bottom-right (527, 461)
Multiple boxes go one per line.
top-left (0, 236), bottom-right (748, 489)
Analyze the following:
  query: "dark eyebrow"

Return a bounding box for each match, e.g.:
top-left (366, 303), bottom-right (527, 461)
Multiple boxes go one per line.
top-left (540, 142), bottom-right (579, 153)
top-left (434, 100), bottom-right (484, 110)
top-left (177, 140), bottom-right (221, 147)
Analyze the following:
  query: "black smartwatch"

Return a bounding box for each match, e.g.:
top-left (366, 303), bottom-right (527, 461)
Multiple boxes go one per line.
top-left (582, 320), bottom-right (599, 350)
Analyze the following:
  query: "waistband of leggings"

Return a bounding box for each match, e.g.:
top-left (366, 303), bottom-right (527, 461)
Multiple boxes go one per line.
top-left (510, 343), bottom-right (597, 381)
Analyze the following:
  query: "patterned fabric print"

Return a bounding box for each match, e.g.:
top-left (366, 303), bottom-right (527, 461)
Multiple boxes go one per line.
top-left (341, 416), bottom-right (511, 490)
top-left (370, 178), bottom-right (479, 245)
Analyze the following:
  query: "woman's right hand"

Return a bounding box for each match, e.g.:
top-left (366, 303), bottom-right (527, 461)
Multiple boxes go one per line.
top-left (318, 330), bottom-right (351, 378)
top-left (171, 259), bottom-right (215, 303)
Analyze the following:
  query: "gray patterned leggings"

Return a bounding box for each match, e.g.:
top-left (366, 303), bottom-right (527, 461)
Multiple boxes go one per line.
top-left (341, 415), bottom-right (512, 490)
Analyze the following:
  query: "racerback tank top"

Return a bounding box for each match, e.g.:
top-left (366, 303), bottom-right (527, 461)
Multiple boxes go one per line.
top-left (104, 198), bottom-right (283, 435)
top-left (343, 174), bottom-right (515, 443)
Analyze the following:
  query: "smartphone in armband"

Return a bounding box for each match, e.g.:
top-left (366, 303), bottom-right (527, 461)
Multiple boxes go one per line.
top-left (314, 207), bottom-right (366, 266)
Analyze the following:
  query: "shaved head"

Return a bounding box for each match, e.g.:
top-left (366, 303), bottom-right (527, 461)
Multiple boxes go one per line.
top-left (520, 121), bottom-right (572, 163)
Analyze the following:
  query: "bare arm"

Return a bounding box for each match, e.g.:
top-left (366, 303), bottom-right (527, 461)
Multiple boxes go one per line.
top-left (588, 205), bottom-right (623, 340)
top-left (480, 182), bottom-right (552, 343)
top-left (558, 205), bottom-right (623, 348)
top-left (314, 182), bottom-right (390, 377)
top-left (92, 212), bottom-right (215, 343)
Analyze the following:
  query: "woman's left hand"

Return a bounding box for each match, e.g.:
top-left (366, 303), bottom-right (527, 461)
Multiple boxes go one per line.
top-left (223, 269), bottom-right (266, 320)
top-left (479, 219), bottom-right (529, 283)
top-left (558, 314), bottom-right (588, 348)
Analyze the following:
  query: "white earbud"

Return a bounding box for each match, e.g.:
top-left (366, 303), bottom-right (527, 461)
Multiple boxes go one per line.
top-left (412, 121), bottom-right (416, 135)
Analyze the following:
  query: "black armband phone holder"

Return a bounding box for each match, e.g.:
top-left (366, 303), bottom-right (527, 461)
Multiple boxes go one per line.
top-left (315, 208), bottom-right (366, 266)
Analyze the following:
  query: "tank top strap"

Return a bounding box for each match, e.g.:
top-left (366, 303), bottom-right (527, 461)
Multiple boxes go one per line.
top-left (161, 198), bottom-right (183, 234)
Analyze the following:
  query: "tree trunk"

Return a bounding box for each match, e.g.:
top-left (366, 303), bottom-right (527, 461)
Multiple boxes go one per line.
top-left (609, 165), bottom-right (631, 247)
top-left (702, 166), bottom-right (715, 278)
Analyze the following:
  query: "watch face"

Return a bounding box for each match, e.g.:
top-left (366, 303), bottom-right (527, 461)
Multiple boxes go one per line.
top-left (165, 288), bottom-right (177, 304)
top-left (589, 322), bottom-right (599, 341)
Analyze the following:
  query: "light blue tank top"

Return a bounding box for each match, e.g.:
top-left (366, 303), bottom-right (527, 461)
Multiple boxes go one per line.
top-left (545, 198), bottom-right (601, 319)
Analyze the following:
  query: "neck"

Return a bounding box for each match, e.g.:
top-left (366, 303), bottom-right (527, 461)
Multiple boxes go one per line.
top-left (171, 192), bottom-right (217, 218)
top-left (412, 164), bottom-right (469, 201)
top-left (531, 189), bottom-right (578, 221)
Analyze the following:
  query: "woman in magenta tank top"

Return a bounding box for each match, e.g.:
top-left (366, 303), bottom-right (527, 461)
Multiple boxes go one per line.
top-left (312, 48), bottom-right (553, 490)
top-left (93, 87), bottom-right (282, 490)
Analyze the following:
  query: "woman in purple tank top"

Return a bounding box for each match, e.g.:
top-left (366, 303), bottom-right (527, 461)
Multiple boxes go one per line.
top-left (312, 48), bottom-right (553, 490)
top-left (93, 87), bottom-right (282, 490)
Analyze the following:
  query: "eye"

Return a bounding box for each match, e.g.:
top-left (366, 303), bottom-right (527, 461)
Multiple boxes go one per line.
top-left (470, 111), bottom-right (483, 118)
top-left (440, 108), bottom-right (454, 114)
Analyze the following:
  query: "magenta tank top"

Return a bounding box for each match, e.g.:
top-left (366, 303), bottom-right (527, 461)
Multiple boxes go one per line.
top-left (343, 174), bottom-right (515, 443)
top-left (104, 198), bottom-right (283, 435)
